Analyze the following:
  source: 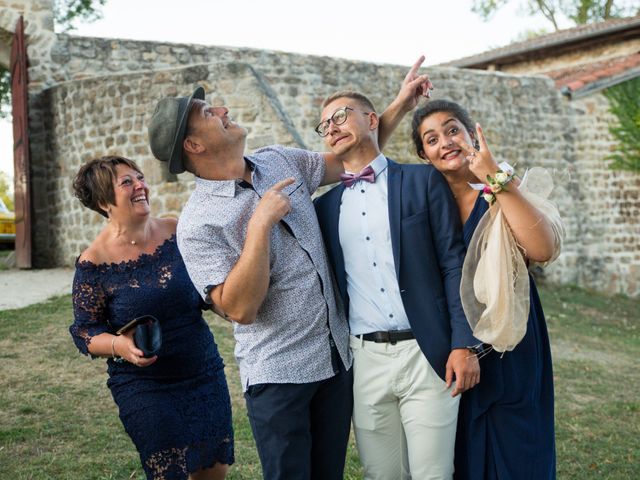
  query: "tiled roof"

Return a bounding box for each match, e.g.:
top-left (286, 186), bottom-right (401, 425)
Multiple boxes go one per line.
top-left (544, 53), bottom-right (640, 97)
top-left (441, 15), bottom-right (640, 68)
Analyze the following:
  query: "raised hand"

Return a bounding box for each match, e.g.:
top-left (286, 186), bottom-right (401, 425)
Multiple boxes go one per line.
top-left (454, 123), bottom-right (499, 183)
top-left (250, 177), bottom-right (296, 228)
top-left (394, 55), bottom-right (434, 113)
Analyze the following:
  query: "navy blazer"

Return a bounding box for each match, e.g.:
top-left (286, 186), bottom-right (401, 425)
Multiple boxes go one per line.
top-left (314, 159), bottom-right (477, 381)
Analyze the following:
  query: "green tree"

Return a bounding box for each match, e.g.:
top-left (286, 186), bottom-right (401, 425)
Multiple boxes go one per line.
top-left (0, 171), bottom-right (14, 210)
top-left (0, 0), bottom-right (106, 119)
top-left (472, 0), bottom-right (639, 31)
top-left (54, 0), bottom-right (107, 32)
top-left (603, 78), bottom-right (640, 173)
top-left (0, 67), bottom-right (11, 120)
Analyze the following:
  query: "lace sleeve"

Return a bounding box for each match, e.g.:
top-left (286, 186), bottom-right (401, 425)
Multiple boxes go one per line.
top-left (69, 264), bottom-right (110, 357)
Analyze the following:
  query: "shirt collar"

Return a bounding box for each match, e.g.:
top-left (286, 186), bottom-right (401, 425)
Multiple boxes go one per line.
top-left (368, 153), bottom-right (388, 176)
top-left (194, 177), bottom-right (238, 198)
top-left (345, 153), bottom-right (387, 176)
top-left (194, 157), bottom-right (257, 198)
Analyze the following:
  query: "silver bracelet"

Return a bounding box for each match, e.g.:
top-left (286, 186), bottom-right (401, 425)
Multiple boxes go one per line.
top-left (111, 335), bottom-right (123, 362)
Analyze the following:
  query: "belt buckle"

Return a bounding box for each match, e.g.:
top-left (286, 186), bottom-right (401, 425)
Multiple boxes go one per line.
top-left (378, 331), bottom-right (392, 344)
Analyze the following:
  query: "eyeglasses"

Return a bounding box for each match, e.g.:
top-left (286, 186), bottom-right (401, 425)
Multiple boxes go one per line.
top-left (315, 107), bottom-right (370, 137)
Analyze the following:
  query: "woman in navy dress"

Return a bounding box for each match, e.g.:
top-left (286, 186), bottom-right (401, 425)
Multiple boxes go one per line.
top-left (411, 100), bottom-right (557, 479)
top-left (70, 156), bottom-right (234, 480)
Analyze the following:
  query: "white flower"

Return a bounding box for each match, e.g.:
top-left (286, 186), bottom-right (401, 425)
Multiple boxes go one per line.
top-left (483, 193), bottom-right (494, 203)
top-left (495, 172), bottom-right (509, 183)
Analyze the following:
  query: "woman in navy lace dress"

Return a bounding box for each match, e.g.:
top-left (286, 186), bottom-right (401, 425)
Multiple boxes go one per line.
top-left (411, 101), bottom-right (557, 479)
top-left (70, 156), bottom-right (234, 480)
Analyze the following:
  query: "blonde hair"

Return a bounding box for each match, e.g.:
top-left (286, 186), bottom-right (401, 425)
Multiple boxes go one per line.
top-left (322, 90), bottom-right (376, 112)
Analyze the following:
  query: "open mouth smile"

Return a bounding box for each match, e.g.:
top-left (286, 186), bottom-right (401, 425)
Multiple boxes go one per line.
top-left (442, 149), bottom-right (462, 160)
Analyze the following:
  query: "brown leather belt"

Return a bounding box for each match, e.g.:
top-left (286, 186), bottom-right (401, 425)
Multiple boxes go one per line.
top-left (359, 329), bottom-right (414, 344)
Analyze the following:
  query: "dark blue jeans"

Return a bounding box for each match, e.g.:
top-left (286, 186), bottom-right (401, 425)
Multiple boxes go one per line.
top-left (244, 367), bottom-right (353, 480)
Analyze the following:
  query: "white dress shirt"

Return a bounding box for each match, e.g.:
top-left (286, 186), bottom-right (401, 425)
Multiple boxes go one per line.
top-left (338, 154), bottom-right (411, 335)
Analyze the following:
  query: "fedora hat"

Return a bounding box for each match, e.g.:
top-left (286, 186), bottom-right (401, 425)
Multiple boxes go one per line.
top-left (148, 86), bottom-right (205, 174)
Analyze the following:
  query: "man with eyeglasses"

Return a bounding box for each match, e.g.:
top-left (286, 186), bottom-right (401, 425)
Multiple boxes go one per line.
top-left (147, 57), bottom-right (431, 479)
top-left (314, 91), bottom-right (481, 479)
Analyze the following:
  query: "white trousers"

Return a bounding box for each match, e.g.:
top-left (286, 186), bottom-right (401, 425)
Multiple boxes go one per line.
top-left (350, 336), bottom-right (460, 480)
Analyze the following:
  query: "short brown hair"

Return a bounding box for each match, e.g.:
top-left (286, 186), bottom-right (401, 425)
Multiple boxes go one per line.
top-left (322, 90), bottom-right (376, 113)
top-left (73, 155), bottom-right (142, 218)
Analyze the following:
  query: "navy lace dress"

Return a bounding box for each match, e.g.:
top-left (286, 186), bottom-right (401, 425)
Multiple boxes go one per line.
top-left (454, 196), bottom-right (556, 480)
top-left (70, 235), bottom-right (234, 479)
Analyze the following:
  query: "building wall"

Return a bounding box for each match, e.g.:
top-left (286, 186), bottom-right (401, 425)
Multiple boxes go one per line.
top-left (1, 3), bottom-right (637, 296)
top-left (39, 62), bottom-right (301, 266)
top-left (0, 0), bottom-right (54, 70)
top-left (498, 38), bottom-right (640, 75)
top-left (568, 93), bottom-right (640, 295)
top-left (50, 35), bottom-right (415, 155)
top-left (36, 58), bottom-right (591, 291)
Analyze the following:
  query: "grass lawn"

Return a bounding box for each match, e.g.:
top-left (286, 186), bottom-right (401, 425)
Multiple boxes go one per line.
top-left (0, 282), bottom-right (637, 479)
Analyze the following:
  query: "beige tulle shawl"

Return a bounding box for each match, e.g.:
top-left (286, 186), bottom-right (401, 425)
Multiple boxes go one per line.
top-left (461, 167), bottom-right (564, 353)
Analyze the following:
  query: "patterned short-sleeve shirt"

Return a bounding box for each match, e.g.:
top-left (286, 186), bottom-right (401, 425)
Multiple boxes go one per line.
top-left (177, 145), bottom-right (351, 390)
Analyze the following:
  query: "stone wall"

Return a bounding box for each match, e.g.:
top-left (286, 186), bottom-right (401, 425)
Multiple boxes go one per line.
top-left (37, 58), bottom-right (584, 287)
top-left (50, 35), bottom-right (417, 155)
top-left (1, 4), bottom-right (637, 296)
top-left (39, 62), bottom-right (301, 266)
top-left (0, 0), bottom-right (55, 72)
top-left (568, 93), bottom-right (640, 295)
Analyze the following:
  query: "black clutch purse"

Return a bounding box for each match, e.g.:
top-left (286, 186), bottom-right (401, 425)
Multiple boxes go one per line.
top-left (116, 315), bottom-right (162, 358)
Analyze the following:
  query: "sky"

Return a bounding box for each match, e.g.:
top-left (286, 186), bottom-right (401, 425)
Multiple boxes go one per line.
top-left (0, 0), bottom-right (572, 182)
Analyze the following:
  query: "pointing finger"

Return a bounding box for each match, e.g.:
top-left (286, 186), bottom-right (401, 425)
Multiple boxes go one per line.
top-left (404, 55), bottom-right (426, 81)
top-left (271, 177), bottom-right (296, 192)
top-left (476, 123), bottom-right (490, 153)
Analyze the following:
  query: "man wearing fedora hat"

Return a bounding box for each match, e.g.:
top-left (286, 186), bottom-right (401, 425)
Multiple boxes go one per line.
top-left (148, 57), bottom-right (431, 479)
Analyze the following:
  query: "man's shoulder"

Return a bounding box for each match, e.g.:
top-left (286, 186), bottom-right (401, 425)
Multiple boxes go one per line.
top-left (177, 190), bottom-right (213, 231)
top-left (390, 160), bottom-right (447, 187)
top-left (314, 183), bottom-right (342, 207)
top-left (251, 144), bottom-right (281, 156)
top-left (252, 144), bottom-right (321, 163)
top-left (180, 188), bottom-right (206, 215)
top-left (252, 144), bottom-right (300, 158)
top-left (390, 158), bottom-right (434, 175)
